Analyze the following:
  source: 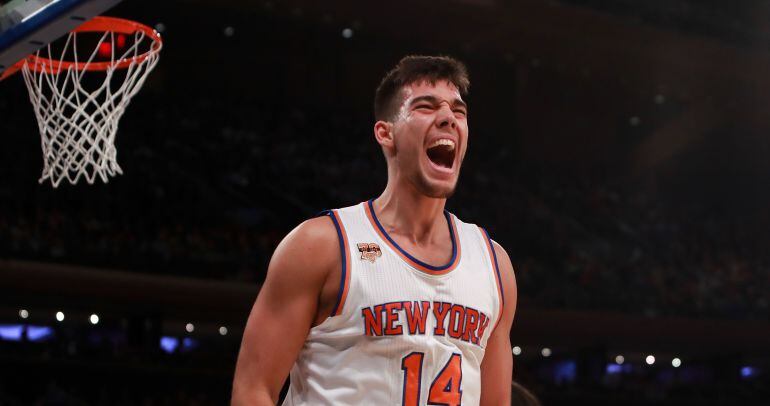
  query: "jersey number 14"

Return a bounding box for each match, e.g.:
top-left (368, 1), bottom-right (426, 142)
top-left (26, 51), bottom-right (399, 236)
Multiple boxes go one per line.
top-left (401, 352), bottom-right (462, 406)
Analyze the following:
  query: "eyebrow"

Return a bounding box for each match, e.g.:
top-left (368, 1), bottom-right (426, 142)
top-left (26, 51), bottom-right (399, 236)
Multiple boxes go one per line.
top-left (408, 95), bottom-right (468, 111)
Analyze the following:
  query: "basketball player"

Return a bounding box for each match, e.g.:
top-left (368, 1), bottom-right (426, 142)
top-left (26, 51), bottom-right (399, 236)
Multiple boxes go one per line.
top-left (232, 55), bottom-right (516, 405)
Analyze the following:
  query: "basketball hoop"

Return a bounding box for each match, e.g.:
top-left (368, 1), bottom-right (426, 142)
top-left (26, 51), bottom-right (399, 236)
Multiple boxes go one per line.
top-left (6, 16), bottom-right (162, 187)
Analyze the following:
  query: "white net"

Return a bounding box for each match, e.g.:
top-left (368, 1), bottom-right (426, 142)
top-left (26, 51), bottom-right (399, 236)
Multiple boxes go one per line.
top-left (20, 21), bottom-right (161, 187)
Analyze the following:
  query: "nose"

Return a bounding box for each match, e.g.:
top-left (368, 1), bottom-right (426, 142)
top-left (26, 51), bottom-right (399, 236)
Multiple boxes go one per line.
top-left (436, 103), bottom-right (457, 130)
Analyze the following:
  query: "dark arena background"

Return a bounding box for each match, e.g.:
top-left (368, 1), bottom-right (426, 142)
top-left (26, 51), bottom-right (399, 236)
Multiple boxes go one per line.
top-left (2, 0), bottom-right (770, 405)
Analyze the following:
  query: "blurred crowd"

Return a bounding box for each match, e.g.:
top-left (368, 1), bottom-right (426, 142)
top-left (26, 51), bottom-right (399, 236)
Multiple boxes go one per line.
top-left (1, 89), bottom-right (768, 321)
top-left (0, 321), bottom-right (235, 405)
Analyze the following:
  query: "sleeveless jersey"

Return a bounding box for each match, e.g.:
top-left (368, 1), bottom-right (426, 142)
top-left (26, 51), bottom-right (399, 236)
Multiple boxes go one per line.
top-left (282, 200), bottom-right (505, 406)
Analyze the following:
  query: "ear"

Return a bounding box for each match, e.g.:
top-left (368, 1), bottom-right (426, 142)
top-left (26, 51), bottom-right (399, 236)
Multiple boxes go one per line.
top-left (374, 120), bottom-right (394, 150)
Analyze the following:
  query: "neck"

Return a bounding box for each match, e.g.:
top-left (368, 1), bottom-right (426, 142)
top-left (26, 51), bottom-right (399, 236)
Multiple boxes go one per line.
top-left (373, 179), bottom-right (448, 244)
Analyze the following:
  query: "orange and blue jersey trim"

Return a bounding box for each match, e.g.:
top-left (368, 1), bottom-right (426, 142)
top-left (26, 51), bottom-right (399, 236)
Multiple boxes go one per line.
top-left (364, 199), bottom-right (461, 275)
top-left (322, 209), bottom-right (351, 317)
top-left (480, 227), bottom-right (505, 330)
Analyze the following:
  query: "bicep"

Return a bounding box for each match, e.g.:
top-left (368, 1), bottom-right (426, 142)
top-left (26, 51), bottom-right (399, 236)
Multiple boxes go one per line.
top-left (232, 218), bottom-right (338, 404)
top-left (480, 241), bottom-right (517, 406)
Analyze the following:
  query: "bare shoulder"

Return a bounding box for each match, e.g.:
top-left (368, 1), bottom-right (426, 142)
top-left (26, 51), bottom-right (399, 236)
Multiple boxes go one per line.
top-left (283, 214), bottom-right (339, 249)
top-left (490, 241), bottom-right (515, 278)
top-left (261, 215), bottom-right (339, 298)
top-left (270, 214), bottom-right (340, 279)
top-left (490, 241), bottom-right (516, 291)
top-left (491, 241), bottom-right (517, 323)
top-left (263, 214), bottom-right (343, 324)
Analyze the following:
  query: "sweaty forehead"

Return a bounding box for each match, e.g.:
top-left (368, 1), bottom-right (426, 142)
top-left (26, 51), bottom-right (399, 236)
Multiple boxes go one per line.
top-left (401, 80), bottom-right (463, 104)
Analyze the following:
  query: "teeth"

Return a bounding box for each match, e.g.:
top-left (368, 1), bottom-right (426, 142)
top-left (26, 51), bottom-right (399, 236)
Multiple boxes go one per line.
top-left (428, 139), bottom-right (456, 150)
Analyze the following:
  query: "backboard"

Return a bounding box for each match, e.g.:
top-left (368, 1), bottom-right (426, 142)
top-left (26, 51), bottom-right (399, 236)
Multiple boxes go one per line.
top-left (0, 0), bottom-right (122, 76)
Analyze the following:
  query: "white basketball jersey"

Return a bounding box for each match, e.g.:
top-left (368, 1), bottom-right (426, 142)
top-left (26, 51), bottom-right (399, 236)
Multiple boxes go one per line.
top-left (282, 200), bottom-right (505, 406)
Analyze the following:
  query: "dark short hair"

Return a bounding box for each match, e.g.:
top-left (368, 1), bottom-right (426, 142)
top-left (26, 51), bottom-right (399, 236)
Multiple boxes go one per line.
top-left (374, 55), bottom-right (470, 122)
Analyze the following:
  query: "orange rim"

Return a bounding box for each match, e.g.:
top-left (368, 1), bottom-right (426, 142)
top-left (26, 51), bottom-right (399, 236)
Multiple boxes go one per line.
top-left (25, 16), bottom-right (162, 73)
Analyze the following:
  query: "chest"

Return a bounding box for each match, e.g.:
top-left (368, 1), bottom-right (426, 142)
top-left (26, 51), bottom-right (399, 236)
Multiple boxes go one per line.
top-left (384, 233), bottom-right (455, 267)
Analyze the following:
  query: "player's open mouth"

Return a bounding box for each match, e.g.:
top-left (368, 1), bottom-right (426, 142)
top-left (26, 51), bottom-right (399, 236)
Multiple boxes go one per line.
top-left (426, 139), bottom-right (456, 170)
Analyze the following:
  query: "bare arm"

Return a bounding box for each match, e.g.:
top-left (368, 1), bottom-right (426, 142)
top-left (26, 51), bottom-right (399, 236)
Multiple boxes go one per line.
top-left (480, 241), bottom-right (518, 406)
top-left (231, 216), bottom-right (340, 405)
